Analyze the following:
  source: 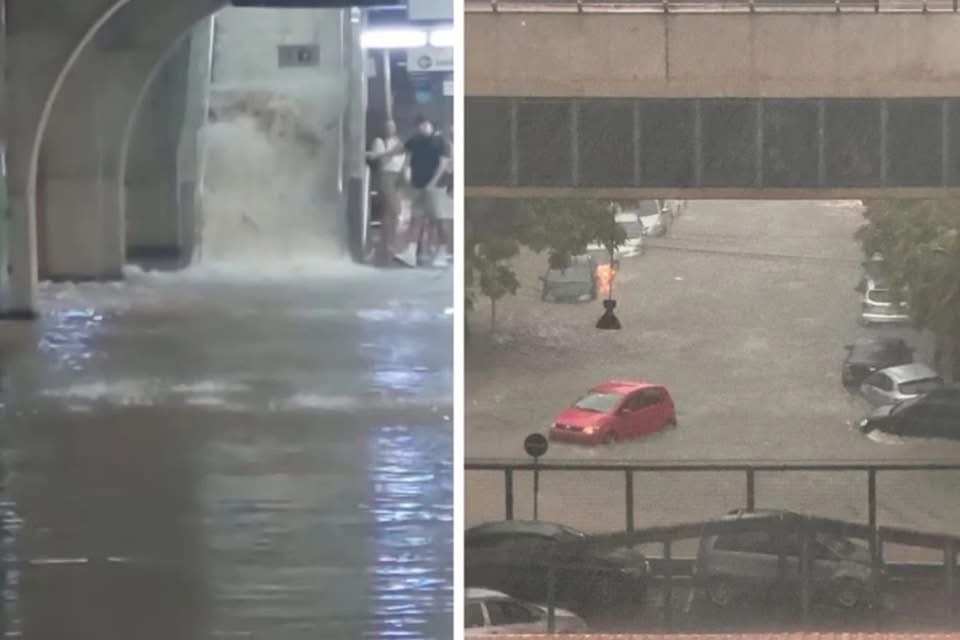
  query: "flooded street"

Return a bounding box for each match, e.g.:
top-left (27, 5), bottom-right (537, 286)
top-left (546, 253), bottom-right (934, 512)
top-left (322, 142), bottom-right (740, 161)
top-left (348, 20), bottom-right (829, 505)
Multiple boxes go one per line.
top-left (0, 264), bottom-right (453, 639)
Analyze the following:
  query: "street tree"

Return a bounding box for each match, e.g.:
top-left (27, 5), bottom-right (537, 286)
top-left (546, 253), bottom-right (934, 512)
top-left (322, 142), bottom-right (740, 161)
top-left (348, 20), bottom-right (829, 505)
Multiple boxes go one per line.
top-left (856, 199), bottom-right (960, 378)
top-left (466, 198), bottom-right (626, 331)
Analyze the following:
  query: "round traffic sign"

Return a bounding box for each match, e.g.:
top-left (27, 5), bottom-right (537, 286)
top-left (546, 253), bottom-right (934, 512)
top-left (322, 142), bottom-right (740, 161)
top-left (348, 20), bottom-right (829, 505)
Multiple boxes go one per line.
top-left (523, 433), bottom-right (549, 459)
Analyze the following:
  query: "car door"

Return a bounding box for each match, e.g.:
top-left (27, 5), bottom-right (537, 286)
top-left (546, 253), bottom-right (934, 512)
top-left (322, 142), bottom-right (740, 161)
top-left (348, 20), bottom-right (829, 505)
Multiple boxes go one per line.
top-left (899, 402), bottom-right (938, 437)
top-left (861, 371), bottom-right (894, 406)
top-left (631, 389), bottom-right (667, 434)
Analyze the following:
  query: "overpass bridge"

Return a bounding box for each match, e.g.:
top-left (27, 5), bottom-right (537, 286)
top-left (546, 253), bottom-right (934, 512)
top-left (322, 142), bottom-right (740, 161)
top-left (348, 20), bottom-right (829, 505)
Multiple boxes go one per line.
top-left (1, 0), bottom-right (391, 317)
top-left (464, 1), bottom-right (960, 199)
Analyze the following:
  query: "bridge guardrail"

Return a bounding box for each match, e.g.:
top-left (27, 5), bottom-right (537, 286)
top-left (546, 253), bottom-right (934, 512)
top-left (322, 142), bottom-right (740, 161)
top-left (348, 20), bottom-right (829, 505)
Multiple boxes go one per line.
top-left (467, 0), bottom-right (960, 12)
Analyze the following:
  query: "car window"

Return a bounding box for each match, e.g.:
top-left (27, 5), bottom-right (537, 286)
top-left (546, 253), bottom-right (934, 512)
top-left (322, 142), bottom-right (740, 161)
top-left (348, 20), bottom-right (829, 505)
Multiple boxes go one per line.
top-left (899, 377), bottom-right (943, 396)
top-left (864, 372), bottom-right (893, 391)
top-left (574, 392), bottom-right (622, 413)
top-left (713, 530), bottom-right (776, 554)
top-left (628, 389), bottom-right (662, 410)
top-left (867, 289), bottom-right (893, 303)
top-left (466, 602), bottom-right (486, 628)
top-left (486, 600), bottom-right (540, 626)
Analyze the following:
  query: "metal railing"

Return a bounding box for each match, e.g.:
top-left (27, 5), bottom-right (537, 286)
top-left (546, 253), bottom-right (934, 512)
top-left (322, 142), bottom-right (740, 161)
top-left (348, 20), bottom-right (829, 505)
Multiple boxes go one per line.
top-left (466, 459), bottom-right (960, 583)
top-left (468, 0), bottom-right (960, 12)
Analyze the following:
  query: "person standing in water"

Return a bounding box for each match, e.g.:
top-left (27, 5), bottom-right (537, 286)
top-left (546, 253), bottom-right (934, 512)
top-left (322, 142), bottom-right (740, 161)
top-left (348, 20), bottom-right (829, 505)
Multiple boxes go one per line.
top-left (370, 115), bottom-right (450, 267)
top-left (368, 120), bottom-right (406, 265)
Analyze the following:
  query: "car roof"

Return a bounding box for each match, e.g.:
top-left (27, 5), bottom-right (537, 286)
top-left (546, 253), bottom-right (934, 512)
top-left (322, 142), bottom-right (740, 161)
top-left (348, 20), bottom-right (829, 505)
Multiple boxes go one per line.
top-left (591, 380), bottom-right (659, 394)
top-left (465, 520), bottom-right (586, 540)
top-left (721, 508), bottom-right (800, 522)
top-left (876, 363), bottom-right (939, 383)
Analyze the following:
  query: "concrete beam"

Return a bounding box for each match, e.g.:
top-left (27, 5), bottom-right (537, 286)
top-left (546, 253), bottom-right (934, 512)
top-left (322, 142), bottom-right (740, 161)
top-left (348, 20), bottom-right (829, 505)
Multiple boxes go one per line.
top-left (466, 13), bottom-right (960, 98)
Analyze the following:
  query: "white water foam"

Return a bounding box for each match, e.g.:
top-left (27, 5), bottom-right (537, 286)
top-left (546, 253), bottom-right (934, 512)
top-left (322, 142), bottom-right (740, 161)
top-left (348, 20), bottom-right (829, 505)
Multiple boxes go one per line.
top-left (196, 75), bottom-right (349, 269)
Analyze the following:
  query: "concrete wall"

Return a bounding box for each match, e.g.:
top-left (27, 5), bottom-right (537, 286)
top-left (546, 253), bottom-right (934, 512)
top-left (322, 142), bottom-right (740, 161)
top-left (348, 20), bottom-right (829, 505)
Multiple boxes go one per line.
top-left (125, 37), bottom-right (192, 258)
top-left (466, 13), bottom-right (960, 98)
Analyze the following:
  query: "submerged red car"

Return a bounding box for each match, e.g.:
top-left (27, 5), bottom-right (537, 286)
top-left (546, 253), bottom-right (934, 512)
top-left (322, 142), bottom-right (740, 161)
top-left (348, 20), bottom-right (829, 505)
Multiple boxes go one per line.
top-left (549, 380), bottom-right (677, 445)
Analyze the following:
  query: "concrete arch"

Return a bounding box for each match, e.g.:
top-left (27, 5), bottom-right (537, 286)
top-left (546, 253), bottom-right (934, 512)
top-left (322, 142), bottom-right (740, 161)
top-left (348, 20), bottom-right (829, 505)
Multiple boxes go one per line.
top-left (8, 0), bottom-right (223, 313)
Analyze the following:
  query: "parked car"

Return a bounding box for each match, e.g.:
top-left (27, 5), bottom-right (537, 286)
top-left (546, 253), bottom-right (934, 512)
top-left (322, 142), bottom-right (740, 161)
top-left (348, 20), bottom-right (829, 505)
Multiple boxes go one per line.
top-left (465, 588), bottom-right (588, 635)
top-left (696, 509), bottom-right (878, 610)
top-left (541, 255), bottom-right (597, 303)
top-left (464, 520), bottom-right (649, 620)
top-left (860, 363), bottom-right (943, 407)
top-left (841, 337), bottom-right (913, 389)
top-left (859, 387), bottom-right (960, 439)
top-left (587, 212), bottom-right (645, 258)
top-left (549, 380), bottom-right (677, 445)
top-left (860, 285), bottom-right (910, 325)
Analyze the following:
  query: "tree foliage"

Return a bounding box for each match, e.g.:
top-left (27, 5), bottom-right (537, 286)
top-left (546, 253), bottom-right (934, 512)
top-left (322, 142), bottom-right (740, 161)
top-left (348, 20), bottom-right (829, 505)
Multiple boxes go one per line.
top-left (856, 199), bottom-right (960, 377)
top-left (466, 198), bottom-right (625, 329)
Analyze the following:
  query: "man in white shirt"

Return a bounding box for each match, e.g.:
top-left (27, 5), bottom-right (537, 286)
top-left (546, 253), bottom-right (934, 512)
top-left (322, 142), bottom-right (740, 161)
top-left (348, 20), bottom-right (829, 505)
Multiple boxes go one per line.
top-left (368, 120), bottom-right (406, 265)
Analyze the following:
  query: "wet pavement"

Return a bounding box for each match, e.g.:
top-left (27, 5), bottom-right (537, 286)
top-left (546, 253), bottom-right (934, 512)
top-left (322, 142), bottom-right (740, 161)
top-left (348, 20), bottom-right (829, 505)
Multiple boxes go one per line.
top-left (0, 264), bottom-right (452, 639)
top-left (465, 201), bottom-right (960, 556)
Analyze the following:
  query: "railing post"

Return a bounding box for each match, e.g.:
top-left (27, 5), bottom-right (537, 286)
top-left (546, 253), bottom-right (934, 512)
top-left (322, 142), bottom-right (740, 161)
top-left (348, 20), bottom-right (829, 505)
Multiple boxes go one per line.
top-left (868, 469), bottom-right (877, 565)
top-left (800, 522), bottom-right (811, 623)
top-left (745, 468), bottom-right (755, 512)
top-left (946, 538), bottom-right (956, 618)
top-left (504, 469), bottom-right (514, 520)
top-left (546, 561), bottom-right (557, 633)
top-left (663, 538), bottom-right (673, 629)
top-left (625, 470), bottom-right (635, 533)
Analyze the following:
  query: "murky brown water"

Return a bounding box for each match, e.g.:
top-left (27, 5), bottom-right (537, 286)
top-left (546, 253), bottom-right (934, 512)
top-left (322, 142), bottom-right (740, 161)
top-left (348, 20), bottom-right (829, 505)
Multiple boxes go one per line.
top-left (0, 265), bottom-right (452, 639)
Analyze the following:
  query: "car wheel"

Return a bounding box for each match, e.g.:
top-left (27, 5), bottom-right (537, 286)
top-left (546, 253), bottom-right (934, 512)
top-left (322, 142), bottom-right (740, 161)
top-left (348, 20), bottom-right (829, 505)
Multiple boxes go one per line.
top-left (832, 577), bottom-right (867, 608)
top-left (706, 576), bottom-right (737, 608)
top-left (665, 417), bottom-right (677, 429)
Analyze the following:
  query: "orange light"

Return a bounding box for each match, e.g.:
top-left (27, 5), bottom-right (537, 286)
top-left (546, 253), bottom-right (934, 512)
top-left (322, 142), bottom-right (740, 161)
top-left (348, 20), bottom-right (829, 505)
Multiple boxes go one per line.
top-left (596, 264), bottom-right (616, 297)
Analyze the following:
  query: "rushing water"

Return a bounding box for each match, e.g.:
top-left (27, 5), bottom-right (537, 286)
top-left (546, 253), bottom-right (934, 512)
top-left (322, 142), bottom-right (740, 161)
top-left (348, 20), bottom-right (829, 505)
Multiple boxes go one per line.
top-left (0, 266), bottom-right (453, 639)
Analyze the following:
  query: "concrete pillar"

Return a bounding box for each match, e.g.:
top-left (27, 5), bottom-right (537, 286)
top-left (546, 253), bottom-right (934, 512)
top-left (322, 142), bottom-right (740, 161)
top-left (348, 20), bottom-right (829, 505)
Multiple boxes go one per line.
top-left (174, 19), bottom-right (216, 265)
top-left (344, 9), bottom-right (368, 261)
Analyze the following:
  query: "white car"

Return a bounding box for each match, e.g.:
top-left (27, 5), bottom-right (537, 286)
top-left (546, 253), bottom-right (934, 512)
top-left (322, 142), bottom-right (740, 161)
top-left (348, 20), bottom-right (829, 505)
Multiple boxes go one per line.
top-left (860, 363), bottom-right (944, 408)
top-left (587, 212), bottom-right (645, 258)
top-left (465, 588), bottom-right (588, 635)
top-left (860, 285), bottom-right (910, 325)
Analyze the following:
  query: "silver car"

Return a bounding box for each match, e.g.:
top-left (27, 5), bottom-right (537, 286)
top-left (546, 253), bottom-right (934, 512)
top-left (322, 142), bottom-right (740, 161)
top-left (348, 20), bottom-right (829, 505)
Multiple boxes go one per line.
top-left (696, 510), bottom-right (877, 609)
top-left (860, 363), bottom-right (944, 408)
top-left (860, 286), bottom-right (910, 325)
top-left (465, 588), bottom-right (588, 636)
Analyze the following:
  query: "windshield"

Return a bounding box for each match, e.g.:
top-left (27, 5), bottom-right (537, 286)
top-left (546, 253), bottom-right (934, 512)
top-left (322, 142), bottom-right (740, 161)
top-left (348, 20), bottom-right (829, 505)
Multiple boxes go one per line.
top-left (899, 377), bottom-right (944, 395)
top-left (573, 392), bottom-right (622, 413)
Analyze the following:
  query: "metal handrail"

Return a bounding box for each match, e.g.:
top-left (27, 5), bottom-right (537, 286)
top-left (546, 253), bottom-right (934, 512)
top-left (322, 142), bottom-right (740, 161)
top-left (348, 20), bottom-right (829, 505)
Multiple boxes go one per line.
top-left (467, 0), bottom-right (960, 12)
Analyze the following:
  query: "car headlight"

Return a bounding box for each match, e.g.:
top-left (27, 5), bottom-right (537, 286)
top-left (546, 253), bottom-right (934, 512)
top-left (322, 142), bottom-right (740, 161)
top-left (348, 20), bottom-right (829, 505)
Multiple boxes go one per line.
top-left (584, 426), bottom-right (596, 435)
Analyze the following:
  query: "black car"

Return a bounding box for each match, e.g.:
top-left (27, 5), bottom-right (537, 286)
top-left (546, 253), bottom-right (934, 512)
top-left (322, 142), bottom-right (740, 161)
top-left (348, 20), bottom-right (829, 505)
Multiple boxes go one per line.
top-left (464, 520), bottom-right (648, 621)
top-left (841, 337), bottom-right (913, 389)
top-left (859, 387), bottom-right (960, 439)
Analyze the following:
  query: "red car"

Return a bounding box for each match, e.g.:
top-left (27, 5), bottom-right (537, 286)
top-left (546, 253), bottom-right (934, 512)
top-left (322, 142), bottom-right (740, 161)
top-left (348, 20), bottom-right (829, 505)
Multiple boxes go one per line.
top-left (549, 380), bottom-right (677, 445)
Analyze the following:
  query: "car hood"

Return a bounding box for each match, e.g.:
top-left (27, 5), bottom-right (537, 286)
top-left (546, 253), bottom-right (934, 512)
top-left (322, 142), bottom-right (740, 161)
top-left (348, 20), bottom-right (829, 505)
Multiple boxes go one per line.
top-left (553, 407), bottom-right (611, 427)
